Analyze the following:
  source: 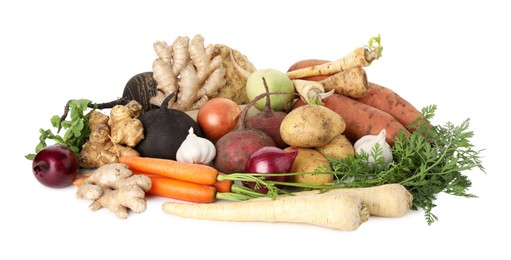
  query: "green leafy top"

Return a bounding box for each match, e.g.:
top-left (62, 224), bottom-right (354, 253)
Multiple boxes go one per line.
top-left (327, 105), bottom-right (485, 224)
top-left (365, 34), bottom-right (383, 60)
top-left (25, 99), bottom-right (93, 160)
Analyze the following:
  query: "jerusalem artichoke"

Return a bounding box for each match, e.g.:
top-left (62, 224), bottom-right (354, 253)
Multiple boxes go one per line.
top-left (79, 101), bottom-right (144, 168)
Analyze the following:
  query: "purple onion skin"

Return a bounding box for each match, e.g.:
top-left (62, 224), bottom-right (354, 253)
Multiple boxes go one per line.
top-left (243, 146), bottom-right (298, 193)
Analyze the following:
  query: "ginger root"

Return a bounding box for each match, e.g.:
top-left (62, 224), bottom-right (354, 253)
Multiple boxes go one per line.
top-left (76, 163), bottom-right (152, 219)
top-left (80, 100), bottom-right (144, 168)
top-left (150, 34), bottom-right (255, 111)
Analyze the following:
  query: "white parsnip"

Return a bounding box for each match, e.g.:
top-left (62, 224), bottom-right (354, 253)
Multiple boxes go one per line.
top-left (162, 192), bottom-right (369, 231)
top-left (319, 67), bottom-right (368, 98)
top-left (287, 35), bottom-right (382, 80)
top-left (292, 79), bottom-right (333, 104)
top-left (243, 184), bottom-right (412, 217)
top-left (297, 184), bottom-right (413, 217)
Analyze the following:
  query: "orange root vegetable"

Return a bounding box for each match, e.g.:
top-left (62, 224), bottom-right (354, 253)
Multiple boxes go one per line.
top-left (73, 177), bottom-right (86, 187)
top-left (355, 82), bottom-right (424, 130)
top-left (135, 169), bottom-right (234, 194)
top-left (286, 35), bottom-right (382, 80)
top-left (118, 156), bottom-right (219, 185)
top-left (293, 94), bottom-right (410, 145)
top-left (147, 176), bottom-right (217, 203)
top-left (162, 192), bottom-right (369, 231)
top-left (212, 178), bottom-right (233, 193)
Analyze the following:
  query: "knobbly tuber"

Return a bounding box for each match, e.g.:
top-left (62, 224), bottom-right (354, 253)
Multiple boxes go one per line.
top-left (80, 101), bottom-right (144, 169)
top-left (58, 36), bottom-right (255, 119)
top-left (135, 92), bottom-right (203, 160)
top-left (108, 100), bottom-right (144, 147)
top-left (75, 163), bottom-right (152, 219)
top-left (151, 35), bottom-right (255, 111)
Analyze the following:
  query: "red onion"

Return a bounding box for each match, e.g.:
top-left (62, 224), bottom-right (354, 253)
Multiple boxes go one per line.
top-left (243, 146), bottom-right (298, 193)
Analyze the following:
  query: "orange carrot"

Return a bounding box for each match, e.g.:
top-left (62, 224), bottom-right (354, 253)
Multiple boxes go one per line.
top-left (118, 156), bottom-right (219, 185)
top-left (212, 179), bottom-right (233, 193)
top-left (72, 173), bottom-right (92, 186)
top-left (147, 176), bottom-right (217, 203)
top-left (131, 169), bottom-right (232, 193)
top-left (73, 177), bottom-right (87, 187)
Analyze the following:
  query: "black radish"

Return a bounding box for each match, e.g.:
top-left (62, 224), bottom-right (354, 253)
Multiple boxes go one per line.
top-left (135, 92), bottom-right (203, 160)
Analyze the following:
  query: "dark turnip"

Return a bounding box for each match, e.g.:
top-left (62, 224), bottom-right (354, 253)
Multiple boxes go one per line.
top-left (246, 78), bottom-right (289, 148)
top-left (32, 144), bottom-right (79, 188)
top-left (57, 72), bottom-right (158, 132)
top-left (214, 81), bottom-right (291, 173)
top-left (135, 93), bottom-right (203, 160)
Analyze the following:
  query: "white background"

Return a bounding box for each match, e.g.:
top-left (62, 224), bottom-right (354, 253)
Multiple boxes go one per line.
top-left (1, 0), bottom-right (507, 259)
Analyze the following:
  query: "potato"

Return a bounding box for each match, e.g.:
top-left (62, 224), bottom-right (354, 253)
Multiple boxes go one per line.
top-left (315, 134), bottom-right (355, 160)
top-left (284, 147), bottom-right (333, 184)
top-left (280, 104), bottom-right (346, 147)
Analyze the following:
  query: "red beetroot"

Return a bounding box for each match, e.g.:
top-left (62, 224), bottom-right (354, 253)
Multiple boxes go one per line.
top-left (246, 78), bottom-right (289, 148)
top-left (214, 79), bottom-right (291, 174)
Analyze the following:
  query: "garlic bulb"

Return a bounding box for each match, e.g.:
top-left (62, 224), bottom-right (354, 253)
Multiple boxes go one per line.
top-left (354, 129), bottom-right (393, 167)
top-left (176, 127), bottom-right (216, 165)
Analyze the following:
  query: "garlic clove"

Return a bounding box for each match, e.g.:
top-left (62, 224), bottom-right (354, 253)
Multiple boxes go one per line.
top-left (176, 127), bottom-right (216, 165)
top-left (354, 129), bottom-right (393, 167)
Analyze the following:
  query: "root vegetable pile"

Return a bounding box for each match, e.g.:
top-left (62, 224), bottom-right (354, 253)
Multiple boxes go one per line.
top-left (27, 34), bottom-right (485, 230)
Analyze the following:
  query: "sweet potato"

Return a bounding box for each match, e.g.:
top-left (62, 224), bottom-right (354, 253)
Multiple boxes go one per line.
top-left (355, 82), bottom-right (423, 130)
top-left (293, 94), bottom-right (410, 145)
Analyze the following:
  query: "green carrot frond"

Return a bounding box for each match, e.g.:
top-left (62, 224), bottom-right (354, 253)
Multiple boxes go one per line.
top-left (366, 34), bottom-right (383, 59)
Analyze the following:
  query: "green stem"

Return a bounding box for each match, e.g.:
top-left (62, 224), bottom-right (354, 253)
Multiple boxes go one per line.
top-left (230, 183), bottom-right (267, 199)
top-left (215, 192), bottom-right (251, 202)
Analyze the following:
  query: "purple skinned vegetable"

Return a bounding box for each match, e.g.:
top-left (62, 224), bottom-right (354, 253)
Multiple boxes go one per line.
top-left (243, 146), bottom-right (298, 193)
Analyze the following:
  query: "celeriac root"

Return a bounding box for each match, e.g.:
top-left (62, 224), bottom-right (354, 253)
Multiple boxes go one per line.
top-left (162, 192), bottom-right (369, 231)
